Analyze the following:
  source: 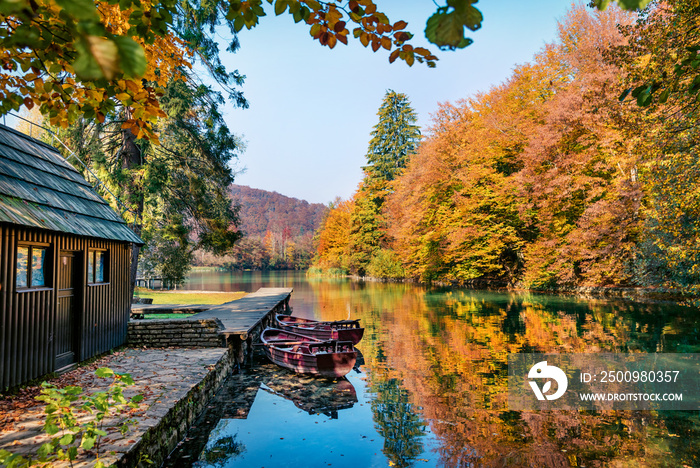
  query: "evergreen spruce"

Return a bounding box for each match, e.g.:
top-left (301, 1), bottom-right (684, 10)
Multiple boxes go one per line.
top-left (349, 91), bottom-right (420, 276)
top-left (364, 91), bottom-right (421, 182)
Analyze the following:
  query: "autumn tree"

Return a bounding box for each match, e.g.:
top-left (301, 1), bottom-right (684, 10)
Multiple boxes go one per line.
top-left (518, 5), bottom-right (641, 288)
top-left (314, 198), bottom-right (354, 272)
top-left (387, 4), bottom-right (641, 287)
top-left (613, 0), bottom-right (700, 295)
top-left (616, 0), bottom-right (700, 107)
top-left (386, 71), bottom-right (541, 284)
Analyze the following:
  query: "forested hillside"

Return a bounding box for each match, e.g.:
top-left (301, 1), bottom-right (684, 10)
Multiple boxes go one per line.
top-left (313, 2), bottom-right (700, 296)
top-left (196, 185), bottom-right (328, 270)
top-left (229, 185), bottom-right (326, 238)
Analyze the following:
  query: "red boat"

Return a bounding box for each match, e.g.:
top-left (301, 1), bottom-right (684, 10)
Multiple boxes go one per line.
top-left (275, 314), bottom-right (365, 345)
top-left (260, 328), bottom-right (357, 379)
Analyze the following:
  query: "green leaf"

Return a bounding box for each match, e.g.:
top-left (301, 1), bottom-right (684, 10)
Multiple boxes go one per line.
top-left (55, 0), bottom-right (99, 21)
top-left (0, 450), bottom-right (30, 468)
top-left (38, 442), bottom-right (55, 458)
top-left (0, 449), bottom-right (14, 462)
top-left (95, 367), bottom-right (115, 378)
top-left (45, 423), bottom-right (60, 435)
top-left (0, 0), bottom-right (31, 16)
top-left (113, 36), bottom-right (147, 77)
top-left (73, 37), bottom-right (113, 80)
top-left (131, 394), bottom-right (145, 403)
top-left (274, 0), bottom-right (287, 15)
top-left (65, 385), bottom-right (82, 395)
top-left (613, 0), bottom-right (652, 11)
top-left (119, 373), bottom-right (135, 385)
top-left (81, 435), bottom-right (97, 450)
top-left (67, 446), bottom-right (78, 460)
top-left (48, 62), bottom-right (63, 74)
top-left (59, 434), bottom-right (75, 445)
top-left (636, 86), bottom-right (653, 106)
top-left (618, 87), bottom-right (632, 101)
top-left (689, 75), bottom-right (700, 93)
top-left (425, 1), bottom-right (481, 50)
top-left (233, 15), bottom-right (245, 32)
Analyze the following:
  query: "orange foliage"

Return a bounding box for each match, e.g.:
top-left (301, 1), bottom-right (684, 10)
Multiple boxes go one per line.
top-left (383, 5), bottom-right (642, 289)
top-left (1, 1), bottom-right (193, 142)
top-left (315, 199), bottom-right (354, 271)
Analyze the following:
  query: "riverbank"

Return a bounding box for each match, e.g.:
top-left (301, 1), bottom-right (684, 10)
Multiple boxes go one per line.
top-left (308, 269), bottom-right (698, 305)
top-left (0, 347), bottom-right (234, 467)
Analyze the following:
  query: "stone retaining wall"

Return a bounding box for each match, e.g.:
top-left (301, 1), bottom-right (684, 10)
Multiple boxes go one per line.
top-left (117, 348), bottom-right (236, 467)
top-left (127, 319), bottom-right (225, 348)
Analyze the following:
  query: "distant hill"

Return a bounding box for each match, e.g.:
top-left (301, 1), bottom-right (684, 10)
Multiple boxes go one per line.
top-left (194, 186), bottom-right (328, 270)
top-left (230, 185), bottom-right (328, 237)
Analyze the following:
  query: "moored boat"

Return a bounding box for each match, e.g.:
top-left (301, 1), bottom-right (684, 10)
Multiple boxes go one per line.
top-left (260, 328), bottom-right (357, 379)
top-left (275, 314), bottom-right (365, 345)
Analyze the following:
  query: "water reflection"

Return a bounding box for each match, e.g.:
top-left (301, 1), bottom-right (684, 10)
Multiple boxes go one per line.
top-left (310, 279), bottom-right (700, 467)
top-left (261, 372), bottom-right (358, 417)
top-left (369, 375), bottom-right (428, 468)
top-left (165, 356), bottom-right (381, 467)
top-left (177, 271), bottom-right (700, 467)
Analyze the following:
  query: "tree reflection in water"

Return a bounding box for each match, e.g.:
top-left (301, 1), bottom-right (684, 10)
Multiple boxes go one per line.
top-left (196, 432), bottom-right (245, 467)
top-left (369, 373), bottom-right (427, 467)
top-left (311, 279), bottom-right (700, 467)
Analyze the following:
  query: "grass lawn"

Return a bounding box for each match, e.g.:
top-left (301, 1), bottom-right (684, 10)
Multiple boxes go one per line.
top-left (133, 288), bottom-right (247, 305)
top-left (141, 313), bottom-right (195, 319)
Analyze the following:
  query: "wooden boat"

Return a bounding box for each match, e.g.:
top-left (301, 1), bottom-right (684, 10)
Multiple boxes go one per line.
top-left (275, 314), bottom-right (365, 345)
top-left (260, 328), bottom-right (357, 379)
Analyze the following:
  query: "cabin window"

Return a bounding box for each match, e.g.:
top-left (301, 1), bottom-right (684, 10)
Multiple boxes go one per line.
top-left (88, 249), bottom-right (108, 284)
top-left (16, 245), bottom-right (49, 289)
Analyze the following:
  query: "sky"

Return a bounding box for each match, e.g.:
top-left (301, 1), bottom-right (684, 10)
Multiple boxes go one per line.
top-left (220, 1), bottom-right (576, 205)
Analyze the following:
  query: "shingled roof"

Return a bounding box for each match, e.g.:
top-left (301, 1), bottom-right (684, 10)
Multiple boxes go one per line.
top-left (0, 123), bottom-right (143, 244)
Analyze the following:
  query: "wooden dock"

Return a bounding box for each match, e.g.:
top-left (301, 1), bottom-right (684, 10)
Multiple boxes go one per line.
top-left (192, 287), bottom-right (293, 363)
top-left (127, 287), bottom-right (293, 366)
top-left (191, 287), bottom-right (292, 338)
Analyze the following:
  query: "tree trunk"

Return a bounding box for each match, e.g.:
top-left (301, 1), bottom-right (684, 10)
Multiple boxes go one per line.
top-left (120, 110), bottom-right (144, 301)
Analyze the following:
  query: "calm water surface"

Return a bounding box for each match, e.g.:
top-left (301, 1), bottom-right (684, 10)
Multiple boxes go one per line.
top-left (165, 270), bottom-right (700, 467)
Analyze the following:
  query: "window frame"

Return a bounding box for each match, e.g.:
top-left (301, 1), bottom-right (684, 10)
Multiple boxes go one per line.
top-left (15, 242), bottom-right (52, 292)
top-left (87, 248), bottom-right (110, 285)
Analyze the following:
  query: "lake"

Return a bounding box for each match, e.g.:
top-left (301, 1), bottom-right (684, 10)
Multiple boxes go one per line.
top-left (164, 270), bottom-right (700, 467)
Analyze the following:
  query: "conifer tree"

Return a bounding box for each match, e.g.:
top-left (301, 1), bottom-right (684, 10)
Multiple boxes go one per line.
top-left (349, 90), bottom-right (420, 276)
top-left (364, 90), bottom-right (421, 182)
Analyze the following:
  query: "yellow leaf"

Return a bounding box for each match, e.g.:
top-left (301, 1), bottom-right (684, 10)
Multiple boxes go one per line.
top-left (87, 36), bottom-right (119, 80)
top-left (360, 32), bottom-right (369, 47)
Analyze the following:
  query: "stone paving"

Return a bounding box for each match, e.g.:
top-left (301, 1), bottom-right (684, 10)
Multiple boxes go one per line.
top-left (0, 347), bottom-right (230, 467)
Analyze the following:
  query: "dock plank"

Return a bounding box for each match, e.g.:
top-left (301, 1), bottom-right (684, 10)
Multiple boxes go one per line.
top-left (131, 304), bottom-right (212, 313)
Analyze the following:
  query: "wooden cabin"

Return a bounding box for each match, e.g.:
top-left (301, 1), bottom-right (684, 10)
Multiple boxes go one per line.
top-left (0, 123), bottom-right (143, 391)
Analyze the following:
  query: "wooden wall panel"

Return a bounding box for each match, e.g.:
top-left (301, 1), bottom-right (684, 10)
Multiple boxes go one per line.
top-left (1, 225), bottom-right (132, 391)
